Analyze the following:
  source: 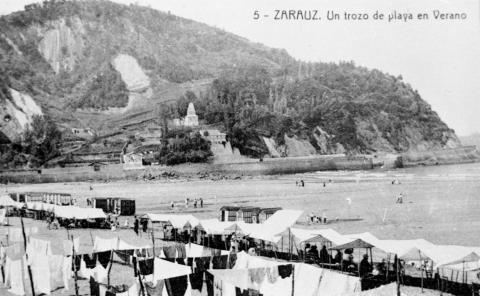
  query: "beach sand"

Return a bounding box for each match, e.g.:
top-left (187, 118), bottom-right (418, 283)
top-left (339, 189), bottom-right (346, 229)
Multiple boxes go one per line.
top-left (1, 165), bottom-right (478, 295)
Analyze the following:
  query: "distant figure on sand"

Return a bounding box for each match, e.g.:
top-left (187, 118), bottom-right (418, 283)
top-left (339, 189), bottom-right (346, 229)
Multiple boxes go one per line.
top-left (200, 198), bottom-right (203, 208)
top-left (396, 193), bottom-right (404, 204)
top-left (300, 180), bottom-right (305, 187)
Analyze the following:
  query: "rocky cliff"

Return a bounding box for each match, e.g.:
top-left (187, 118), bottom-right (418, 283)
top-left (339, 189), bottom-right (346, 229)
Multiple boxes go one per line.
top-left (0, 0), bottom-right (460, 158)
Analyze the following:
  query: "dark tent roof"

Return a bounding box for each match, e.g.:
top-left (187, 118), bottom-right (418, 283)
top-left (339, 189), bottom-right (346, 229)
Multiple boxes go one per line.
top-left (329, 239), bottom-right (375, 250)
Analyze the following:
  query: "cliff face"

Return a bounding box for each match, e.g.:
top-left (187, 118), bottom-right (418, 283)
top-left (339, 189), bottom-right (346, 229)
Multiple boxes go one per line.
top-left (0, 0), bottom-right (460, 156)
top-left (0, 0), bottom-right (292, 140)
top-left (36, 17), bottom-right (84, 74)
top-left (0, 88), bottom-right (43, 142)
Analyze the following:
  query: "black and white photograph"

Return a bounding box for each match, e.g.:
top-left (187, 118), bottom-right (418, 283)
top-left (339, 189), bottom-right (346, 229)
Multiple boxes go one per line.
top-left (0, 0), bottom-right (479, 295)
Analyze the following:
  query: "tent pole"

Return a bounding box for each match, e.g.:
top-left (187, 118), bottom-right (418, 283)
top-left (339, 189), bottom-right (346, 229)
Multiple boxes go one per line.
top-left (293, 240), bottom-right (300, 261)
top-left (385, 253), bottom-right (390, 282)
top-left (395, 255), bottom-right (400, 296)
top-left (151, 227), bottom-right (156, 257)
top-left (288, 227), bottom-right (292, 261)
top-left (71, 235), bottom-right (79, 296)
top-left (357, 248), bottom-right (361, 276)
top-left (134, 257), bottom-right (146, 296)
top-left (21, 217), bottom-right (36, 296)
top-left (291, 264), bottom-right (295, 296)
top-left (369, 248), bottom-right (373, 267)
top-left (437, 268), bottom-right (442, 296)
top-left (281, 236), bottom-right (284, 253)
top-left (107, 246), bottom-right (115, 286)
top-left (341, 250), bottom-right (343, 272)
top-left (89, 229), bottom-right (95, 246)
top-left (419, 250), bottom-right (424, 293)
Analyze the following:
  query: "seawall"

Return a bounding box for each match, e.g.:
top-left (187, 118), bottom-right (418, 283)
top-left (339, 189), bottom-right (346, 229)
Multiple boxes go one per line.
top-left (399, 145), bottom-right (479, 167)
top-left (0, 155), bottom-right (374, 184)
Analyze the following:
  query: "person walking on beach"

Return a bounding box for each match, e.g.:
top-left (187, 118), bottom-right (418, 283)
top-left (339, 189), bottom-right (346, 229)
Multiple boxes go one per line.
top-left (200, 198), bottom-right (203, 208)
top-left (134, 216), bottom-right (139, 236)
top-left (194, 199), bottom-right (197, 208)
top-left (396, 193), bottom-right (404, 204)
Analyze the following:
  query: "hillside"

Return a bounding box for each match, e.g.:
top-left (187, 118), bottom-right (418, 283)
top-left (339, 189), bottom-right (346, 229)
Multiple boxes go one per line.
top-left (0, 0), bottom-right (461, 166)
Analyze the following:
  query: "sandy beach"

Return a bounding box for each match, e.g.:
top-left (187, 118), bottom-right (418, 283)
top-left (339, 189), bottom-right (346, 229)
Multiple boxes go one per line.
top-left (3, 162), bottom-right (480, 246)
top-left (2, 163), bottom-right (477, 295)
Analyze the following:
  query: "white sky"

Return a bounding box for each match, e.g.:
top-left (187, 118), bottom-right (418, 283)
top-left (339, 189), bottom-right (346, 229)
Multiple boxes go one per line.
top-left (1, 0), bottom-right (479, 136)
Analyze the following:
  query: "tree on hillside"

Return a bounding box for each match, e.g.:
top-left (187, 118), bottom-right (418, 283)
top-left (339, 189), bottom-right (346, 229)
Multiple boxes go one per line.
top-left (157, 103), bottom-right (175, 145)
top-left (156, 130), bottom-right (212, 165)
top-left (22, 115), bottom-right (61, 166)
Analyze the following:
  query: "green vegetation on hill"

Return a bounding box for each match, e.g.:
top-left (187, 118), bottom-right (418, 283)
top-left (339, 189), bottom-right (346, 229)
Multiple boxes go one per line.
top-left (156, 129), bottom-right (212, 165)
top-left (71, 63), bottom-right (129, 109)
top-left (189, 62), bottom-right (458, 155)
top-left (0, 0), bottom-right (294, 111)
top-left (0, 0), bottom-right (460, 164)
top-left (0, 115), bottom-right (61, 168)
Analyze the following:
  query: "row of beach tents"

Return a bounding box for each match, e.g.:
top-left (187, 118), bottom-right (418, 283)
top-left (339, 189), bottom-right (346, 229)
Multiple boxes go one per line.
top-left (2, 194), bottom-right (480, 284)
top-left (142, 210), bottom-right (480, 284)
top-left (0, 194), bottom-right (106, 220)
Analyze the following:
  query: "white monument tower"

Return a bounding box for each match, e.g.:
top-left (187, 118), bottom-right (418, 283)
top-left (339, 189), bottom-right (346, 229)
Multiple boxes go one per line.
top-left (183, 102), bottom-right (199, 127)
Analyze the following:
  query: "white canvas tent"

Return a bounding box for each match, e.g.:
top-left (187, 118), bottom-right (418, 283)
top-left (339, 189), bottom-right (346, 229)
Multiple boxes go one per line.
top-left (273, 228), bottom-right (351, 254)
top-left (247, 210), bottom-right (303, 242)
top-left (54, 205), bottom-right (106, 219)
top-left (196, 219), bottom-right (237, 235)
top-left (93, 235), bottom-right (152, 252)
top-left (0, 195), bottom-right (17, 207)
top-left (145, 213), bottom-right (200, 229)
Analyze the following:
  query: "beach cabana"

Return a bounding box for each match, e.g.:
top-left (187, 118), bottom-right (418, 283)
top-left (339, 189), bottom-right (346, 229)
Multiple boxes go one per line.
top-left (330, 238), bottom-right (375, 250)
top-left (273, 228), bottom-right (349, 256)
top-left (305, 228), bottom-right (352, 247)
top-left (330, 238), bottom-right (375, 273)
